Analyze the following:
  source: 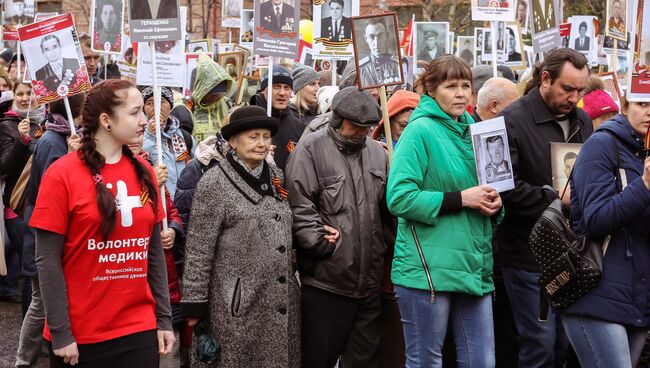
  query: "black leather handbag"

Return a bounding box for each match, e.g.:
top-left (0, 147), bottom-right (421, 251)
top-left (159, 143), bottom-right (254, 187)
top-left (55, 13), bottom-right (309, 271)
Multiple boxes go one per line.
top-left (529, 132), bottom-right (620, 314)
top-left (529, 192), bottom-right (604, 311)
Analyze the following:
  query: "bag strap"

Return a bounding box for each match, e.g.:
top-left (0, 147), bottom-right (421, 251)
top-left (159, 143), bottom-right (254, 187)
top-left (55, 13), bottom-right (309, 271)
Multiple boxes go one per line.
top-left (560, 130), bottom-right (622, 200)
top-left (539, 287), bottom-right (549, 321)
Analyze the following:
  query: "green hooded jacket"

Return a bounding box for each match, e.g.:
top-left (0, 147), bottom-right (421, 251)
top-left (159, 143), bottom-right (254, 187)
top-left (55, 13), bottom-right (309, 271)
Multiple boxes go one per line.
top-left (387, 94), bottom-right (503, 296)
top-left (191, 54), bottom-right (235, 141)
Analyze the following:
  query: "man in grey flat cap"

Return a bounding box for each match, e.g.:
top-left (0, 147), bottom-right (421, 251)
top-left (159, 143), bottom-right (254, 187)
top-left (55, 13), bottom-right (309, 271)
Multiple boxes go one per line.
top-left (358, 17), bottom-right (401, 88)
top-left (286, 86), bottom-right (390, 368)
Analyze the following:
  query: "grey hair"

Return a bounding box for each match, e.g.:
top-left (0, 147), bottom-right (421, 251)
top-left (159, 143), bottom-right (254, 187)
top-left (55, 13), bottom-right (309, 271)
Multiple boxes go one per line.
top-left (476, 77), bottom-right (515, 110)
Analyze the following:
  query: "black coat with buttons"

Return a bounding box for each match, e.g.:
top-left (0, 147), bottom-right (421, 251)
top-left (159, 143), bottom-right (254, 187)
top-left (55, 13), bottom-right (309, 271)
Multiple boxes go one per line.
top-left (181, 157), bottom-right (300, 367)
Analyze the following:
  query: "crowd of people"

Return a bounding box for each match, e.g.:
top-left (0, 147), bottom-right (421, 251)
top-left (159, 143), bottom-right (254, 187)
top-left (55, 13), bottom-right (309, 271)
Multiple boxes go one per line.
top-left (1, 30), bottom-right (649, 368)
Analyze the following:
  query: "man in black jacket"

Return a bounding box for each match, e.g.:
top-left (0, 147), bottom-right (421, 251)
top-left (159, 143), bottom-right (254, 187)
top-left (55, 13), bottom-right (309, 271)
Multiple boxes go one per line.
top-left (497, 48), bottom-right (592, 368)
top-left (250, 64), bottom-right (304, 172)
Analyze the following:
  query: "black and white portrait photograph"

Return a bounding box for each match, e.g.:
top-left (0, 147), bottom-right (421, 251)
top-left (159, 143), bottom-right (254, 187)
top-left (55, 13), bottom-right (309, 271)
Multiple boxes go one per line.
top-left (91, 0), bottom-right (124, 53)
top-left (351, 13), bottom-right (403, 89)
top-left (474, 27), bottom-right (488, 66)
top-left (320, 0), bottom-right (352, 42)
top-left (254, 0), bottom-right (299, 57)
top-left (299, 47), bottom-right (315, 68)
top-left (222, 0), bottom-right (242, 27)
top-left (188, 39), bottom-right (210, 53)
top-left (413, 22), bottom-right (449, 65)
top-left (241, 9), bottom-right (255, 48)
top-left (470, 116), bottom-right (515, 192)
top-left (456, 36), bottom-right (475, 66)
top-left (569, 16), bottom-right (595, 53)
top-left (550, 143), bottom-right (583, 192)
top-left (573, 20), bottom-right (591, 51)
top-left (259, 0), bottom-right (296, 34)
top-left (3, 0), bottom-right (35, 25)
top-left (483, 134), bottom-right (512, 183)
top-left (482, 29), bottom-right (493, 62)
top-left (312, 0), bottom-right (358, 59)
top-left (505, 23), bottom-right (525, 67)
top-left (30, 34), bottom-right (80, 92)
top-left (494, 21), bottom-right (507, 62)
top-left (129, 0), bottom-right (178, 20)
top-left (19, 14), bottom-right (92, 104)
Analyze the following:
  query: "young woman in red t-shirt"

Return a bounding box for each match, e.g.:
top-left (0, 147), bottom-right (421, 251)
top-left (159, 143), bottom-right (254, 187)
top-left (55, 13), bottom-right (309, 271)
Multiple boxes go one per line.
top-left (30, 79), bottom-right (175, 367)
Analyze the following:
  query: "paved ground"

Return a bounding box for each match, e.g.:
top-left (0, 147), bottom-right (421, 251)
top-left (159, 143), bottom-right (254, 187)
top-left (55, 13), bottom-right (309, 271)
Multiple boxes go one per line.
top-left (0, 299), bottom-right (48, 368)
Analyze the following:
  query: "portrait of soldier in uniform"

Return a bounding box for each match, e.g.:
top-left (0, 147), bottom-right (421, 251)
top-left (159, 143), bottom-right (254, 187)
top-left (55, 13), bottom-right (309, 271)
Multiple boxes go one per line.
top-left (414, 22), bottom-right (448, 66)
top-left (353, 14), bottom-right (403, 89)
top-left (320, 0), bottom-right (352, 42)
top-left (484, 135), bottom-right (512, 184)
top-left (259, 0), bottom-right (295, 34)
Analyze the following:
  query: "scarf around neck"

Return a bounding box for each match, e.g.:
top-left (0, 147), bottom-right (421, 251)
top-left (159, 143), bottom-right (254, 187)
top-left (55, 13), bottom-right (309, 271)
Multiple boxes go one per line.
top-left (327, 124), bottom-right (366, 154)
top-left (13, 105), bottom-right (46, 125)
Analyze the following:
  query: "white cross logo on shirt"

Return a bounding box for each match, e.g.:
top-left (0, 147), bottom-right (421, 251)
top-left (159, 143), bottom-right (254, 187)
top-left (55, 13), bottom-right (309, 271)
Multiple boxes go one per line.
top-left (113, 180), bottom-right (142, 228)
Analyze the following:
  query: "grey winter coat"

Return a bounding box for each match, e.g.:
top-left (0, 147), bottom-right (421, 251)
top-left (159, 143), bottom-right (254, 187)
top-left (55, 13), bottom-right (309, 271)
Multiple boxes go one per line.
top-left (285, 127), bottom-right (389, 299)
top-left (181, 156), bottom-right (300, 368)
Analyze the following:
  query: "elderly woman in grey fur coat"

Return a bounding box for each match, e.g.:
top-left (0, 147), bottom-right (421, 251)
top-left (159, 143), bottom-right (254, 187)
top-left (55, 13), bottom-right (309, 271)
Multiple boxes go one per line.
top-left (181, 106), bottom-right (300, 367)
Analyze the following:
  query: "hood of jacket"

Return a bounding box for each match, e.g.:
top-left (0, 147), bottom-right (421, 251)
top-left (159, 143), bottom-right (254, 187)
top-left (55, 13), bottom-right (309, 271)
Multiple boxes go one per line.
top-left (596, 113), bottom-right (645, 153)
top-left (410, 94), bottom-right (474, 136)
top-left (191, 54), bottom-right (235, 110)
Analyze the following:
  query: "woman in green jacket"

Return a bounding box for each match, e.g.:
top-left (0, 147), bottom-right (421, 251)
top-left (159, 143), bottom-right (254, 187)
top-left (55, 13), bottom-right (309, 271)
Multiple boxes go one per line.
top-left (387, 55), bottom-right (502, 367)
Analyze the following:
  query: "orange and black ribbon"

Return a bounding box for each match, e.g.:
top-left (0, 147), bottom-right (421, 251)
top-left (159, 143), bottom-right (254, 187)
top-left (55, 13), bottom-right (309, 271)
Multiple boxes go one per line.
top-left (272, 176), bottom-right (288, 200)
top-left (140, 186), bottom-right (151, 207)
top-left (176, 150), bottom-right (190, 163)
top-left (286, 140), bottom-right (296, 154)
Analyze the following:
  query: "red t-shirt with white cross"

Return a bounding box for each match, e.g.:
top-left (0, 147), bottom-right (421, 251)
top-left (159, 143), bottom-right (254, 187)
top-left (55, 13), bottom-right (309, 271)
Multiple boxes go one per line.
top-left (30, 152), bottom-right (165, 344)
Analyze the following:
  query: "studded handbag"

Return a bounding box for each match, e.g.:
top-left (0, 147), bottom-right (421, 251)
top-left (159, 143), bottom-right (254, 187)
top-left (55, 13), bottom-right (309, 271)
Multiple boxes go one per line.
top-left (529, 132), bottom-right (621, 313)
top-left (529, 191), bottom-right (605, 311)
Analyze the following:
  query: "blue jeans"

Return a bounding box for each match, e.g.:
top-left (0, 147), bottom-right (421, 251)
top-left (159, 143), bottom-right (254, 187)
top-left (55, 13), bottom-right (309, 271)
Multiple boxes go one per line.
top-left (561, 314), bottom-right (647, 368)
top-left (395, 285), bottom-right (495, 368)
top-left (501, 266), bottom-right (569, 368)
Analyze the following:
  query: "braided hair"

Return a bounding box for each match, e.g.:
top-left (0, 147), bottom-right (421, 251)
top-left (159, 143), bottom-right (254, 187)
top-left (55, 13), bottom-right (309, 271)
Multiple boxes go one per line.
top-left (77, 80), bottom-right (159, 239)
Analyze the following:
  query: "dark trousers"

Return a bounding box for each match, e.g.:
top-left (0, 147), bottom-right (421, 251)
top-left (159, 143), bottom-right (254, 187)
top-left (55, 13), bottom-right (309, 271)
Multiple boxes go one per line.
top-left (378, 293), bottom-right (405, 368)
top-left (502, 266), bottom-right (570, 368)
top-left (48, 330), bottom-right (159, 368)
top-left (301, 285), bottom-right (381, 368)
top-left (493, 265), bottom-right (519, 368)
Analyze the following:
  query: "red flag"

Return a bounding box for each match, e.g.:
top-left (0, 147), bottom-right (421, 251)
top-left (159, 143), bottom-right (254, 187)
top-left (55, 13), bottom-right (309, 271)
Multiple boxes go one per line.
top-left (401, 18), bottom-right (414, 56)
